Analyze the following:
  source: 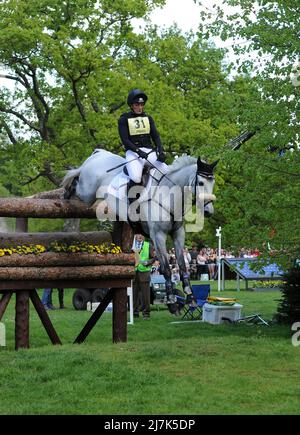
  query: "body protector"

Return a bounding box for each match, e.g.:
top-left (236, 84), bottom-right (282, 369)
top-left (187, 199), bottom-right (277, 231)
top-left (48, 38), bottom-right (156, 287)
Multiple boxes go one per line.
top-left (118, 111), bottom-right (163, 153)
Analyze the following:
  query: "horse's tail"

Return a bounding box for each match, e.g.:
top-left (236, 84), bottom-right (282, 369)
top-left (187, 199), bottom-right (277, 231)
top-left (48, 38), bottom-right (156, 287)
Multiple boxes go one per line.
top-left (61, 167), bottom-right (81, 190)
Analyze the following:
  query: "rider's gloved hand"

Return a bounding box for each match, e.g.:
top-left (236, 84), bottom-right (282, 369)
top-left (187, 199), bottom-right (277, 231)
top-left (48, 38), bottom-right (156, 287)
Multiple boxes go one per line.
top-left (157, 150), bottom-right (166, 162)
top-left (138, 150), bottom-right (148, 159)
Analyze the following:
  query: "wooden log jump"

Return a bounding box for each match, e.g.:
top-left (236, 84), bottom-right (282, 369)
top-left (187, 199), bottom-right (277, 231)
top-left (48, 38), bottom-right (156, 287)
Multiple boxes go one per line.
top-left (0, 195), bottom-right (134, 350)
top-left (0, 252), bottom-right (133, 267)
top-left (0, 197), bottom-right (97, 218)
top-left (0, 231), bottom-right (111, 247)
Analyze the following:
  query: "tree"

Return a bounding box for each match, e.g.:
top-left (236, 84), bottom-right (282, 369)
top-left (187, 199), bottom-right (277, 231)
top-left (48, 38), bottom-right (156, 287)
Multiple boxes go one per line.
top-left (0, 1), bottom-right (251, 191)
top-left (276, 264), bottom-right (300, 324)
top-left (0, 0), bottom-right (264, 242)
top-left (0, 0), bottom-right (166, 190)
top-left (197, 0), bottom-right (300, 268)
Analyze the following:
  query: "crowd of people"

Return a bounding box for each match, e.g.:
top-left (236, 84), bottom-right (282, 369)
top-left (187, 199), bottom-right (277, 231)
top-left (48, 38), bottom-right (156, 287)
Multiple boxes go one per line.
top-left (151, 246), bottom-right (261, 281)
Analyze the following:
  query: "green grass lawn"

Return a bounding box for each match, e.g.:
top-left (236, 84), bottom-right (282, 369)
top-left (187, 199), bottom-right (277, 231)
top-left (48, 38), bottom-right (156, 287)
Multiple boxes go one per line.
top-left (0, 282), bottom-right (299, 415)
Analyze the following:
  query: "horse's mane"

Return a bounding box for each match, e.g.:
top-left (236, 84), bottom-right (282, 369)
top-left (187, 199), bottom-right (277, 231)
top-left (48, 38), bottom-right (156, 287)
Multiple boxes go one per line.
top-left (167, 156), bottom-right (197, 174)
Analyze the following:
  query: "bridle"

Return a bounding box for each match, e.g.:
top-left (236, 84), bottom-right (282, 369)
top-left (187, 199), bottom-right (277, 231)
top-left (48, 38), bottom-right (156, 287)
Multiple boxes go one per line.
top-left (192, 170), bottom-right (215, 207)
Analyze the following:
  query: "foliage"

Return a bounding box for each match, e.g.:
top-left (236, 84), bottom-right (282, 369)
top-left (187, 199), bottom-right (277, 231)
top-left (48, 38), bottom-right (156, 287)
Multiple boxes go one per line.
top-left (252, 280), bottom-right (283, 289)
top-left (196, 0), bottom-right (300, 268)
top-left (0, 0), bottom-right (253, 195)
top-left (276, 265), bottom-right (300, 324)
top-left (0, 0), bottom-right (166, 191)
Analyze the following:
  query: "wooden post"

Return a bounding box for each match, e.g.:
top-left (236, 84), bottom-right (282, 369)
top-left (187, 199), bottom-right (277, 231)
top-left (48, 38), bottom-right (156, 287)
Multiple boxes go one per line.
top-left (15, 217), bottom-right (29, 349)
top-left (15, 290), bottom-right (30, 350)
top-left (30, 290), bottom-right (62, 345)
top-left (0, 291), bottom-right (13, 321)
top-left (112, 287), bottom-right (127, 343)
top-left (16, 217), bottom-right (28, 232)
top-left (73, 289), bottom-right (114, 344)
top-left (112, 221), bottom-right (133, 253)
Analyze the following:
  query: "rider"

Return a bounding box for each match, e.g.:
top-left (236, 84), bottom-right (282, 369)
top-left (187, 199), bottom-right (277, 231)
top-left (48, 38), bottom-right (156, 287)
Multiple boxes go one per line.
top-left (118, 89), bottom-right (168, 197)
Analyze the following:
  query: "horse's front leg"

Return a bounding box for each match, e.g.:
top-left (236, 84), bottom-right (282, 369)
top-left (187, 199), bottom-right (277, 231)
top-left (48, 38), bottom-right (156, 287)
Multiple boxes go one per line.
top-left (151, 229), bottom-right (179, 315)
top-left (172, 226), bottom-right (192, 299)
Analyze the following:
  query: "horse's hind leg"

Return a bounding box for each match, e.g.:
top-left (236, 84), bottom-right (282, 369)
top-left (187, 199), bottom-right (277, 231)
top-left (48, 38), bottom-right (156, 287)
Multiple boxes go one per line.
top-left (150, 229), bottom-right (179, 315)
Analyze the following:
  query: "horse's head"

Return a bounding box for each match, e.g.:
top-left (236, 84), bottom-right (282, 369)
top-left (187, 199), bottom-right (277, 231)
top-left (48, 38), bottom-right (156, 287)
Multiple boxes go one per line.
top-left (196, 157), bottom-right (218, 217)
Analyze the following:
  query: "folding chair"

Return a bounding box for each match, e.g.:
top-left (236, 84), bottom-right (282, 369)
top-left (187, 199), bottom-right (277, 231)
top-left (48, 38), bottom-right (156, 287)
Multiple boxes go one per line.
top-left (181, 284), bottom-right (210, 320)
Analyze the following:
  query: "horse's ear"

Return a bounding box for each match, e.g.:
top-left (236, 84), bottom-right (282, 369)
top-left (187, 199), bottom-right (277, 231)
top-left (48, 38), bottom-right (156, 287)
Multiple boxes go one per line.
top-left (211, 159), bottom-right (219, 171)
top-left (197, 157), bottom-right (202, 169)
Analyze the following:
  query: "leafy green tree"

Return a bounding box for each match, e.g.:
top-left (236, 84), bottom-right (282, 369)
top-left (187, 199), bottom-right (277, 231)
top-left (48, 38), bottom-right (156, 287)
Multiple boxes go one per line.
top-left (0, 0), bottom-right (166, 191)
top-left (276, 264), bottom-right (300, 324)
top-left (196, 0), bottom-right (300, 267)
top-left (0, 0), bottom-right (265, 242)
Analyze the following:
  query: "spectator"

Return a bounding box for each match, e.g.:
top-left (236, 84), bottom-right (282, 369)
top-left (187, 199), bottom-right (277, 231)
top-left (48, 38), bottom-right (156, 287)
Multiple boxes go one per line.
top-left (196, 249), bottom-right (208, 280)
top-left (189, 259), bottom-right (198, 280)
top-left (132, 234), bottom-right (155, 320)
top-left (171, 265), bottom-right (180, 286)
top-left (207, 249), bottom-right (217, 280)
top-left (189, 245), bottom-right (198, 261)
top-left (183, 247), bottom-right (191, 272)
top-left (42, 288), bottom-right (65, 310)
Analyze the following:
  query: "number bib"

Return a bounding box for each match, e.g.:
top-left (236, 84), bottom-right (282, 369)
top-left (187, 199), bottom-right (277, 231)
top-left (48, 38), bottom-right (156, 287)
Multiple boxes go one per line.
top-left (128, 116), bottom-right (150, 136)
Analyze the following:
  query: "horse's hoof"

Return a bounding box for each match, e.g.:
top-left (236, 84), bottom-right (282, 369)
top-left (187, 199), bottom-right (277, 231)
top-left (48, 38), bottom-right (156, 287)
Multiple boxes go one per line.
top-left (183, 286), bottom-right (192, 294)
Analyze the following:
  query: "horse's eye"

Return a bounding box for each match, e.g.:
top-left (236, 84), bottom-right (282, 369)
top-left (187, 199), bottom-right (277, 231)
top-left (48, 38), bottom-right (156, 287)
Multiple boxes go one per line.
top-left (198, 181), bottom-right (204, 187)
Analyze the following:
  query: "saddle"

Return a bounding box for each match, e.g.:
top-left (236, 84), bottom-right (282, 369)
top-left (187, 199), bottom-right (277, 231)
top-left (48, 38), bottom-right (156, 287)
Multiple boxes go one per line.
top-left (123, 165), bottom-right (151, 188)
top-left (106, 165), bottom-right (157, 236)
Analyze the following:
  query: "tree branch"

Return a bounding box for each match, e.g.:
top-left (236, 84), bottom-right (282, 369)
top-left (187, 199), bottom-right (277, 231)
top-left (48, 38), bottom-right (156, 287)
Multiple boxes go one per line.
top-left (0, 105), bottom-right (41, 133)
top-left (0, 119), bottom-right (18, 144)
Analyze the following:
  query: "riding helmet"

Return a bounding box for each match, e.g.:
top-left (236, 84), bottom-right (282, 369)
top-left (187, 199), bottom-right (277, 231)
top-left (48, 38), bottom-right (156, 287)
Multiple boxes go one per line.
top-left (127, 88), bottom-right (148, 106)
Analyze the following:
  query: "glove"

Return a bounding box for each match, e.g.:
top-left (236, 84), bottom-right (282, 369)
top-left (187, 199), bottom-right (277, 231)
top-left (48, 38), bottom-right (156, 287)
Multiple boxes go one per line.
top-left (157, 150), bottom-right (166, 162)
top-left (138, 150), bottom-right (148, 159)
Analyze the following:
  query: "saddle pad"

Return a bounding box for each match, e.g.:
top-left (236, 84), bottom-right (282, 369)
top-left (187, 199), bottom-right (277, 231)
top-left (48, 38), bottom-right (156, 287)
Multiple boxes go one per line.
top-left (107, 171), bottom-right (129, 200)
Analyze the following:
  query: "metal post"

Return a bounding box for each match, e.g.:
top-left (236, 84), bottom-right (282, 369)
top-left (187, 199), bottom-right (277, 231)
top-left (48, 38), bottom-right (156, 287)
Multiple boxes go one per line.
top-left (216, 227), bottom-right (222, 292)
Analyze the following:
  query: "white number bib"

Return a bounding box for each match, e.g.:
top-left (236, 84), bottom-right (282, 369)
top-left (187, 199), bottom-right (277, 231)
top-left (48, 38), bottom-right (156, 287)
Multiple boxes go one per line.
top-left (128, 117), bottom-right (150, 136)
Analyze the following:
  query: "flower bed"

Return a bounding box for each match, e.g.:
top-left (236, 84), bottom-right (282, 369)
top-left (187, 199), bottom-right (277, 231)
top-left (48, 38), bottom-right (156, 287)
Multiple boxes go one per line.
top-left (251, 280), bottom-right (283, 291)
top-left (0, 242), bottom-right (122, 257)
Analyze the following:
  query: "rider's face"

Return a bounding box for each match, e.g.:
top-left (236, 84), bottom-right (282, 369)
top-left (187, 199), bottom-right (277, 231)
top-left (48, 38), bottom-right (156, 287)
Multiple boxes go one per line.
top-left (131, 102), bottom-right (145, 114)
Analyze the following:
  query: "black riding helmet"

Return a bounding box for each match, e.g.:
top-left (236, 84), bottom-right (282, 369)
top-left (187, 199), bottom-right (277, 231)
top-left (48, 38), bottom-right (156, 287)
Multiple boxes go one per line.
top-left (127, 88), bottom-right (148, 106)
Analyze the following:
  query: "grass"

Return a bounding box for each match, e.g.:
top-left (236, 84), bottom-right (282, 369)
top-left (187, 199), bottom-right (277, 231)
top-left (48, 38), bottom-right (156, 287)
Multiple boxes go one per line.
top-left (0, 281), bottom-right (299, 415)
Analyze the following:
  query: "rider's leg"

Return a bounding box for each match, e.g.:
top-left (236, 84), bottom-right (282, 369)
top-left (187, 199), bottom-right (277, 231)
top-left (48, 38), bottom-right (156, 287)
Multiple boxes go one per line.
top-left (146, 150), bottom-right (169, 173)
top-left (125, 151), bottom-right (144, 229)
top-left (125, 150), bottom-right (144, 183)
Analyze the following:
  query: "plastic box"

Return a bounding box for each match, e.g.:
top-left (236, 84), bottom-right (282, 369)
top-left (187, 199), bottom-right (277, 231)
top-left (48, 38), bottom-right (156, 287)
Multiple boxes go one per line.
top-left (202, 303), bottom-right (243, 324)
top-left (86, 302), bottom-right (112, 312)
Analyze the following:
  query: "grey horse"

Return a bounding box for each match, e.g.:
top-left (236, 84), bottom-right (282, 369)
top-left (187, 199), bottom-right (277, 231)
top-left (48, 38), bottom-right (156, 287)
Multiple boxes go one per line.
top-left (62, 149), bottom-right (217, 314)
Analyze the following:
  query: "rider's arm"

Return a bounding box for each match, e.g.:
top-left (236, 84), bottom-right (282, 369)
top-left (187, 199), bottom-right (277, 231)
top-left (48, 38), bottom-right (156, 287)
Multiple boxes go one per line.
top-left (118, 115), bottom-right (140, 153)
